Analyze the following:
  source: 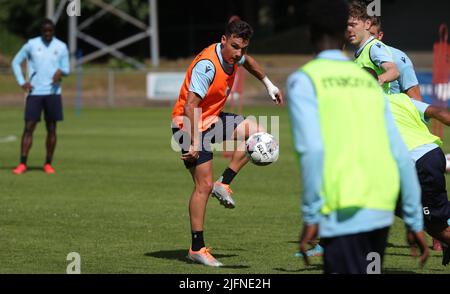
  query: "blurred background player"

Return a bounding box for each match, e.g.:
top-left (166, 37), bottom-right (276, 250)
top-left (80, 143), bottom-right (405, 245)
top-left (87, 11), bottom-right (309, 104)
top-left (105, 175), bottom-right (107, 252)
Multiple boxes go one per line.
top-left (364, 67), bottom-right (450, 266)
top-left (369, 17), bottom-right (423, 101)
top-left (11, 18), bottom-right (69, 175)
top-left (347, 0), bottom-right (399, 94)
top-left (171, 19), bottom-right (283, 267)
top-left (299, 11), bottom-right (444, 258)
top-left (287, 0), bottom-right (428, 273)
top-left (370, 15), bottom-right (443, 252)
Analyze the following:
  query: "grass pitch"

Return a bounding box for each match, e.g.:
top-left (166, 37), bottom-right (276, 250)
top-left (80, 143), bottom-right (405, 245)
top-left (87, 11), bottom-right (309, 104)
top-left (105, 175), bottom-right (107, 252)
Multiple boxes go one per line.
top-left (0, 106), bottom-right (448, 274)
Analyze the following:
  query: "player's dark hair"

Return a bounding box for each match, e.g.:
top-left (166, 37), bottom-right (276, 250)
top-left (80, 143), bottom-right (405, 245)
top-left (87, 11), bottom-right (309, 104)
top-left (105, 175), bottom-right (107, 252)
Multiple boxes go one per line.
top-left (349, 0), bottom-right (370, 21)
top-left (225, 19), bottom-right (254, 40)
top-left (371, 16), bottom-right (382, 31)
top-left (41, 18), bottom-right (55, 29)
top-left (363, 67), bottom-right (378, 80)
top-left (307, 0), bottom-right (349, 46)
top-left (228, 15), bottom-right (241, 24)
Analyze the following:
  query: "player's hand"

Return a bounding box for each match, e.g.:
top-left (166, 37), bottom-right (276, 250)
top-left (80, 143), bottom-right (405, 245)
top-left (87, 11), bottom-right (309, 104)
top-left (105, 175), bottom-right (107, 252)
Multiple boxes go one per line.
top-left (52, 69), bottom-right (63, 85)
top-left (272, 88), bottom-right (284, 105)
top-left (181, 145), bottom-right (199, 162)
top-left (21, 82), bottom-right (32, 93)
top-left (377, 75), bottom-right (387, 86)
top-left (406, 230), bottom-right (429, 267)
top-left (299, 224), bottom-right (319, 266)
top-left (267, 85), bottom-right (283, 105)
top-left (262, 76), bottom-right (283, 105)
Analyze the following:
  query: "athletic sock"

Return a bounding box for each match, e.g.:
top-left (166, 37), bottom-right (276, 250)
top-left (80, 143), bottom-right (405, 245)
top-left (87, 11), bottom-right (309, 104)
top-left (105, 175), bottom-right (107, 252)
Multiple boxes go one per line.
top-left (20, 156), bottom-right (27, 165)
top-left (45, 156), bottom-right (52, 165)
top-left (221, 168), bottom-right (237, 185)
top-left (191, 231), bottom-right (205, 251)
top-left (442, 243), bottom-right (449, 266)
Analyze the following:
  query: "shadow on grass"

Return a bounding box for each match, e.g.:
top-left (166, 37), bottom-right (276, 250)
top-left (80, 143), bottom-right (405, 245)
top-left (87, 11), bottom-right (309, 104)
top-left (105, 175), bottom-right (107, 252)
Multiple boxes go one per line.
top-left (385, 253), bottom-right (417, 257)
top-left (387, 242), bottom-right (441, 251)
top-left (273, 265), bottom-right (323, 273)
top-left (384, 268), bottom-right (418, 274)
top-left (424, 268), bottom-right (448, 273)
top-left (207, 247), bottom-right (247, 252)
top-left (0, 166), bottom-right (44, 172)
top-left (385, 252), bottom-right (442, 258)
top-left (386, 242), bottom-right (410, 249)
top-left (220, 265), bottom-right (251, 269)
top-left (145, 250), bottom-right (249, 269)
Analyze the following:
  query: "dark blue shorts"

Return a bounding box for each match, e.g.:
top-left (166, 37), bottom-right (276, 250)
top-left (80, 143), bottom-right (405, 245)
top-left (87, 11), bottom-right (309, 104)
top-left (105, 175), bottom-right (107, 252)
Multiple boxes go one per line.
top-left (322, 227), bottom-right (390, 274)
top-left (25, 95), bottom-right (64, 122)
top-left (171, 112), bottom-right (245, 169)
top-left (415, 147), bottom-right (450, 230)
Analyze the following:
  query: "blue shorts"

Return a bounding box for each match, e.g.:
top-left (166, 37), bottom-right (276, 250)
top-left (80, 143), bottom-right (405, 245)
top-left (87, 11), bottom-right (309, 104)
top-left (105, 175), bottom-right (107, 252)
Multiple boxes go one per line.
top-left (25, 95), bottom-right (64, 122)
top-left (322, 227), bottom-right (389, 274)
top-left (172, 112), bottom-right (245, 169)
top-left (395, 147), bottom-right (450, 230)
top-left (415, 147), bottom-right (450, 230)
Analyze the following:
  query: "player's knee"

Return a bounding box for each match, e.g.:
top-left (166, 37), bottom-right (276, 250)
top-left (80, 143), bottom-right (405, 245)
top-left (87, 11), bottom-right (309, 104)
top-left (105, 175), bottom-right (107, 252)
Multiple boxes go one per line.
top-left (24, 124), bottom-right (36, 135)
top-left (243, 124), bottom-right (265, 141)
top-left (47, 129), bottom-right (57, 137)
top-left (235, 120), bottom-right (263, 140)
top-left (195, 180), bottom-right (213, 195)
top-left (257, 125), bottom-right (266, 133)
top-left (46, 122), bottom-right (57, 134)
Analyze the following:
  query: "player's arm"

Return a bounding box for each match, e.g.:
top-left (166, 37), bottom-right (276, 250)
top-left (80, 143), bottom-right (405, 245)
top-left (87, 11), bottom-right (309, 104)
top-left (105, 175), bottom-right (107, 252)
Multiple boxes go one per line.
top-left (424, 105), bottom-right (450, 126)
top-left (401, 60), bottom-right (423, 100)
top-left (243, 54), bottom-right (283, 104)
top-left (379, 61), bottom-right (400, 85)
top-left (405, 85), bottom-right (423, 101)
top-left (11, 42), bottom-right (31, 92)
top-left (53, 45), bottom-right (70, 85)
top-left (60, 45), bottom-right (70, 75)
top-left (180, 60), bottom-right (215, 161)
top-left (287, 71), bottom-right (322, 265)
top-left (370, 43), bottom-right (399, 85)
top-left (410, 99), bottom-right (450, 126)
top-left (181, 91), bottom-right (202, 162)
top-left (383, 96), bottom-right (429, 266)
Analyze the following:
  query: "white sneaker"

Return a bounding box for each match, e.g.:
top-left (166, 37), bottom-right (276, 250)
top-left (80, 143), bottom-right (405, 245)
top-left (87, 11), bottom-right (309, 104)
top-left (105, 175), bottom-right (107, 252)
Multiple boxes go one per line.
top-left (187, 247), bottom-right (223, 267)
top-left (211, 177), bottom-right (235, 209)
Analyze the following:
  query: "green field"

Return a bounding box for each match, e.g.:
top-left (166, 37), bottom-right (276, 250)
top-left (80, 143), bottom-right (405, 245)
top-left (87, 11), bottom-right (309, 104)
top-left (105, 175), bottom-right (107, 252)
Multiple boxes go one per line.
top-left (0, 106), bottom-right (448, 274)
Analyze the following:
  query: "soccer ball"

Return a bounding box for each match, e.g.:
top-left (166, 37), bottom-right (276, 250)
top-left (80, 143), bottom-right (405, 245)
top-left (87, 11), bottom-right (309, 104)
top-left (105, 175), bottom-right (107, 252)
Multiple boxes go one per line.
top-left (245, 132), bottom-right (279, 166)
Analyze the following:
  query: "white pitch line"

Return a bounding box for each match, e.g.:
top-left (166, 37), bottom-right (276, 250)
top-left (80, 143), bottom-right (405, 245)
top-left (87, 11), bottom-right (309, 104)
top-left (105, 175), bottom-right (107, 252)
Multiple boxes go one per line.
top-left (0, 135), bottom-right (17, 143)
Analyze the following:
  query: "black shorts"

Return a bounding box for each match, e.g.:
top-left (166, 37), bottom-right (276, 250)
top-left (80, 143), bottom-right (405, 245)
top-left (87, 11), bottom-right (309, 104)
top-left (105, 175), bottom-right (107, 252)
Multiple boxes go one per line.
top-left (171, 112), bottom-right (245, 169)
top-left (322, 227), bottom-right (390, 274)
top-left (25, 95), bottom-right (64, 122)
top-left (415, 147), bottom-right (450, 230)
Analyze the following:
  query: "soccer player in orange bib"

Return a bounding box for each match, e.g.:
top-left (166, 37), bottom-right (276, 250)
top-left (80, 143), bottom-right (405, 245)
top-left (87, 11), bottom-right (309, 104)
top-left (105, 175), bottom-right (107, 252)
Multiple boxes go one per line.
top-left (171, 19), bottom-right (283, 267)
